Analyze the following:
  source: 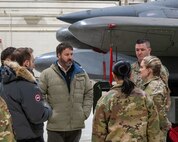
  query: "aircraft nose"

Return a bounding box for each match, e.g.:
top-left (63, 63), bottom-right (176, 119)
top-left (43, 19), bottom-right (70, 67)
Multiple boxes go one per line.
top-left (34, 56), bottom-right (45, 72)
top-left (56, 27), bottom-right (71, 42)
top-left (34, 52), bottom-right (57, 72)
top-left (57, 7), bottom-right (107, 24)
top-left (57, 10), bottom-right (88, 24)
top-left (68, 17), bottom-right (106, 51)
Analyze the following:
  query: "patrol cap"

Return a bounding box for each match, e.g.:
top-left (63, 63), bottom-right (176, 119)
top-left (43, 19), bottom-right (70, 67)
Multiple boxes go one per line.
top-left (112, 60), bottom-right (131, 78)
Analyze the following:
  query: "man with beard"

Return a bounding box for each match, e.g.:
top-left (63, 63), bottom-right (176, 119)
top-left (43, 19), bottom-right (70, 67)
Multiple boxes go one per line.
top-left (39, 42), bottom-right (93, 142)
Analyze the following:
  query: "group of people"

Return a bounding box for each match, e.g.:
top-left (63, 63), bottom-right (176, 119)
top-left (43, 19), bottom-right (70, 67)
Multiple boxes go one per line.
top-left (0, 38), bottom-right (171, 142)
top-left (0, 43), bottom-right (93, 142)
top-left (0, 47), bottom-right (52, 142)
top-left (92, 39), bottom-right (171, 142)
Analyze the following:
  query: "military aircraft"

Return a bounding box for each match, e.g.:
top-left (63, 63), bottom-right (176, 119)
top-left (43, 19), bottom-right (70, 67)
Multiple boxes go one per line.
top-left (54, 0), bottom-right (178, 97)
top-left (57, 0), bottom-right (178, 55)
top-left (58, 0), bottom-right (178, 24)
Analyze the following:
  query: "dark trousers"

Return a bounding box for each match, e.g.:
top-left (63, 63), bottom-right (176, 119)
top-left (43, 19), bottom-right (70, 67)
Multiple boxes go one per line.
top-left (17, 136), bottom-right (44, 142)
top-left (47, 130), bottom-right (81, 142)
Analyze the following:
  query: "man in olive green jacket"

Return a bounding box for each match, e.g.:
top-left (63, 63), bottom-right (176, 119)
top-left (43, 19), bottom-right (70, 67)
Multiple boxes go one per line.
top-left (39, 42), bottom-right (93, 142)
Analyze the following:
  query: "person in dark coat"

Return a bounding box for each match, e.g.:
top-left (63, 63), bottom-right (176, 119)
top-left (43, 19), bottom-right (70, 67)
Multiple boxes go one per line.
top-left (1, 47), bottom-right (52, 142)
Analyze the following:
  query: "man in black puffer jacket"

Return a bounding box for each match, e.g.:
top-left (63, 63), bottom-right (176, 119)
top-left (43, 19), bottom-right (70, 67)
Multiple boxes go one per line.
top-left (1, 47), bottom-right (52, 142)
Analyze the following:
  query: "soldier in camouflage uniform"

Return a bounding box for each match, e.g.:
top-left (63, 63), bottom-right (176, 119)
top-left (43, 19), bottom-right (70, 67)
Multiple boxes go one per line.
top-left (92, 60), bottom-right (160, 142)
top-left (140, 56), bottom-right (171, 142)
top-left (0, 97), bottom-right (15, 142)
top-left (130, 39), bottom-right (171, 111)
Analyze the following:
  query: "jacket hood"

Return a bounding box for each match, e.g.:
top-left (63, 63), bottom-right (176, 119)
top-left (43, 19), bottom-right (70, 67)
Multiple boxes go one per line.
top-left (2, 61), bottom-right (36, 84)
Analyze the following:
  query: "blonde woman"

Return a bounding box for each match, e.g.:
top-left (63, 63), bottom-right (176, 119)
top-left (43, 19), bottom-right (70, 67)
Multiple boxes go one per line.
top-left (140, 55), bottom-right (171, 142)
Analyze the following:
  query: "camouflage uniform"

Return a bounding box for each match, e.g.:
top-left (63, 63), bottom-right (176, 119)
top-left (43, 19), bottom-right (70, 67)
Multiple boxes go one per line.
top-left (143, 77), bottom-right (171, 142)
top-left (0, 97), bottom-right (15, 142)
top-left (130, 61), bottom-right (171, 111)
top-left (130, 62), bottom-right (143, 88)
top-left (92, 84), bottom-right (160, 142)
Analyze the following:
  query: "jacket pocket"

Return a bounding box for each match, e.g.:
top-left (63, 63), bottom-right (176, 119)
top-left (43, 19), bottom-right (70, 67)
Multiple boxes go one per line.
top-left (75, 77), bottom-right (85, 90)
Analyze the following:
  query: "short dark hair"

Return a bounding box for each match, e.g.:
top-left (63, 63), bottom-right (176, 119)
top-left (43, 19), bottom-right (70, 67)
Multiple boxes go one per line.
top-left (56, 42), bottom-right (73, 57)
top-left (1, 47), bottom-right (16, 65)
top-left (11, 47), bottom-right (33, 66)
top-left (136, 39), bottom-right (151, 48)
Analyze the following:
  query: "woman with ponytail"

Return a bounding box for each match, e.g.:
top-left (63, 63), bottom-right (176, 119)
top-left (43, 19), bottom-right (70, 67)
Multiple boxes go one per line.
top-left (92, 60), bottom-right (160, 142)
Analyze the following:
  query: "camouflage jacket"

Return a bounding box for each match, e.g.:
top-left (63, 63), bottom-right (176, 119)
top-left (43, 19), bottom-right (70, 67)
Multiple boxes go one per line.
top-left (130, 62), bottom-right (143, 88)
top-left (0, 97), bottom-right (15, 142)
top-left (92, 84), bottom-right (160, 142)
top-left (142, 76), bottom-right (171, 134)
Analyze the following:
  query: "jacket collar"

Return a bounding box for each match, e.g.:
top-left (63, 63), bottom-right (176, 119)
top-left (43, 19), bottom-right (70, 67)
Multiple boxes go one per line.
top-left (142, 76), bottom-right (160, 88)
top-left (3, 61), bottom-right (36, 83)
